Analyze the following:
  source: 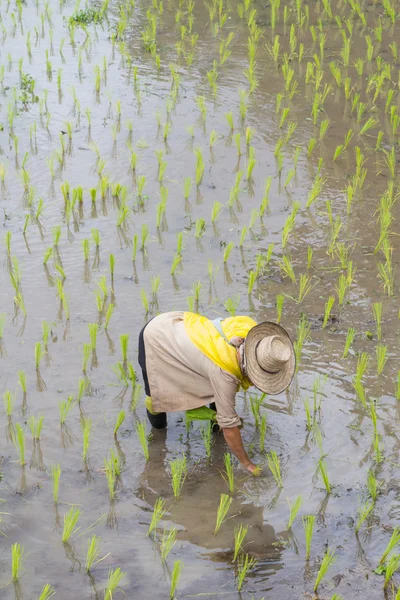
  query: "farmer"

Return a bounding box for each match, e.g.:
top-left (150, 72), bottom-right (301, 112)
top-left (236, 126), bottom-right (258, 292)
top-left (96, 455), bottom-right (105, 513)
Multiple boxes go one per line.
top-left (138, 311), bottom-right (295, 475)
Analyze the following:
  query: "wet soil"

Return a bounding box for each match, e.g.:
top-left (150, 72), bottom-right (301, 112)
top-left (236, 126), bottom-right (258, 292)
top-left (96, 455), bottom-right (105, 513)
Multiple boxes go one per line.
top-left (0, 0), bottom-right (400, 599)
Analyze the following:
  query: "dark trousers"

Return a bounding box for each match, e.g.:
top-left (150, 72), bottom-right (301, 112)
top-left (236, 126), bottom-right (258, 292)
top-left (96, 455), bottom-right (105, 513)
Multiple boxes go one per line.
top-left (138, 321), bottom-right (167, 429)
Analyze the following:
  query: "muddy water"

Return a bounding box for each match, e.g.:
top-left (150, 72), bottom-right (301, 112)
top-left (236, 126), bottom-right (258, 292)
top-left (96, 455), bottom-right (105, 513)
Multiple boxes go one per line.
top-left (0, 0), bottom-right (400, 598)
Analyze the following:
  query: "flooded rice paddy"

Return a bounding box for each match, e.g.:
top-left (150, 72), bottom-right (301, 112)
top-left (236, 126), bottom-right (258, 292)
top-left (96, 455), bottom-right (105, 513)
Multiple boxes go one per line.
top-left (0, 0), bottom-right (400, 598)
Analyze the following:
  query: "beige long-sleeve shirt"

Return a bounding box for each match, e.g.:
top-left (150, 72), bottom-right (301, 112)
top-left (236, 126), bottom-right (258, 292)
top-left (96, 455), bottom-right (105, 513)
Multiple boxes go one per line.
top-left (143, 311), bottom-right (241, 428)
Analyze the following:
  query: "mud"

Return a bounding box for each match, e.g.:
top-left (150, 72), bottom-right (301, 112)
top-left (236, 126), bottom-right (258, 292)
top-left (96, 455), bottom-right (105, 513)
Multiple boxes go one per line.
top-left (0, 0), bottom-right (399, 599)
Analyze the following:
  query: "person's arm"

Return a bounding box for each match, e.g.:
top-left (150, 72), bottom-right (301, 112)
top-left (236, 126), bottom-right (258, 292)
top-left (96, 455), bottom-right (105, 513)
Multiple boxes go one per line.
top-left (209, 367), bottom-right (259, 474)
top-left (222, 426), bottom-right (258, 474)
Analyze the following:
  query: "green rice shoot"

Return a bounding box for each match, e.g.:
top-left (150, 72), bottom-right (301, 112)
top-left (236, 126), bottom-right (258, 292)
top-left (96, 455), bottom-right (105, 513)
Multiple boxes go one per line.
top-left (135, 420), bottom-right (149, 460)
top-left (214, 493), bottom-right (233, 535)
top-left (233, 524), bottom-right (248, 562)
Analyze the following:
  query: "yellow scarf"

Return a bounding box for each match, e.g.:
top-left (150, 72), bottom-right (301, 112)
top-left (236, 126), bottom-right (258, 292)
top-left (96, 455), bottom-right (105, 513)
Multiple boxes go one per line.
top-left (184, 312), bottom-right (257, 389)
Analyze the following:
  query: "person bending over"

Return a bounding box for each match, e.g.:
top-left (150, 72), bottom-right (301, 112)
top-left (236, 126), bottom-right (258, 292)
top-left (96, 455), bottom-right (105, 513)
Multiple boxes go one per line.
top-left (138, 311), bottom-right (295, 474)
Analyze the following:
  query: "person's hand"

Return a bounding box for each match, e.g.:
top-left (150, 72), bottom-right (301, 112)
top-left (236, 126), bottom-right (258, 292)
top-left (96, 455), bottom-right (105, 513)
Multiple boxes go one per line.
top-left (246, 463), bottom-right (261, 476)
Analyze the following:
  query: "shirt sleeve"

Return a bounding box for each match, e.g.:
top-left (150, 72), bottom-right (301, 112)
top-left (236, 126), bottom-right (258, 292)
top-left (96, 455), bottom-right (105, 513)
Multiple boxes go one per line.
top-left (209, 366), bottom-right (241, 428)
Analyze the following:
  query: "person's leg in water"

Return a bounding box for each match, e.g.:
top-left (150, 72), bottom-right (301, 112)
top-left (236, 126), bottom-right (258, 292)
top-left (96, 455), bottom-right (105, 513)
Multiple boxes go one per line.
top-left (138, 322), bottom-right (167, 429)
top-left (209, 402), bottom-right (219, 432)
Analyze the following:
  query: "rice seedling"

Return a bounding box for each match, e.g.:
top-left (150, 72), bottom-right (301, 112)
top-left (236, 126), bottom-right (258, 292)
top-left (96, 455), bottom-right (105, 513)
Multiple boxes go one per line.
top-left (366, 469), bottom-right (379, 503)
top-left (236, 553), bottom-right (257, 591)
top-left (287, 495), bottom-right (303, 529)
top-left (224, 295), bottom-right (240, 317)
top-left (88, 323), bottom-right (98, 367)
top-left (200, 422), bottom-right (213, 458)
top-left (170, 560), bottom-right (183, 599)
top-left (11, 543), bottom-right (25, 581)
top-left (214, 493), bottom-right (233, 534)
top-left (104, 456), bottom-right (117, 500)
top-left (249, 209), bottom-right (259, 231)
top-left (306, 174), bottom-right (326, 208)
top-left (194, 148), bottom-right (205, 185)
top-left (59, 395), bottom-right (74, 426)
top-left (28, 415), bottom-right (44, 440)
top-left (160, 526), bottom-right (178, 561)
top-left (247, 271), bottom-right (257, 295)
top-left (82, 418), bottom-right (92, 462)
top-left (266, 451), bottom-right (283, 487)
top-left (104, 568), bottom-right (126, 600)
top-left (250, 392), bottom-right (263, 427)
top-left (183, 176), bottom-right (192, 202)
top-left (223, 453), bottom-right (235, 493)
top-left (171, 254), bottom-right (182, 276)
top-left (140, 224), bottom-right (149, 252)
top-left (372, 302), bottom-right (382, 340)
top-left (233, 524), bottom-right (248, 562)
top-left (294, 315), bottom-right (311, 369)
top-left (38, 584), bottom-right (56, 600)
top-left (82, 343), bottom-right (92, 374)
top-left (342, 327), bottom-right (355, 358)
top-left (140, 289), bottom-right (150, 315)
top-left (279, 254), bottom-right (296, 283)
top-left (359, 117), bottom-right (378, 137)
top-left (336, 274), bottom-right (348, 306)
top-left (302, 514), bottom-right (315, 560)
top-left (170, 455), bottom-right (186, 498)
top-left (239, 89), bottom-right (248, 120)
top-left (304, 398), bottom-right (313, 431)
top-left (4, 390), bottom-right (14, 417)
top-left (223, 242), bottom-right (234, 264)
top-left (43, 247), bottom-right (53, 266)
top-left (294, 274), bottom-right (314, 304)
top-left (314, 549), bottom-right (336, 591)
top-left (372, 426), bottom-right (383, 464)
top-left (13, 423), bottom-right (26, 466)
top-left (355, 499), bottom-right (374, 533)
top-left (260, 177), bottom-right (272, 216)
top-left (225, 111), bottom-right (234, 131)
top-left (50, 464), bottom-right (61, 504)
top-left (17, 372), bottom-right (27, 413)
top-left (355, 352), bottom-right (370, 384)
top-left (384, 554), bottom-right (400, 589)
top-left (211, 201), bottom-right (223, 223)
top-left (62, 506), bottom-right (81, 542)
top-left (135, 420), bottom-right (149, 460)
top-left (395, 371), bottom-right (400, 401)
top-left (246, 147), bottom-right (256, 181)
top-left (114, 410), bottom-right (126, 437)
top-left (281, 202), bottom-right (299, 248)
top-left (14, 293), bottom-right (27, 320)
top-left (276, 295), bottom-right (284, 324)
top-left (322, 296), bottom-right (335, 329)
top-left (104, 304), bottom-right (115, 331)
top-left (255, 409), bottom-right (267, 450)
top-left (307, 137), bottom-right (317, 158)
top-left (376, 345), bottom-right (388, 376)
top-left (318, 458), bottom-right (331, 494)
top-left (34, 342), bottom-right (47, 393)
top-left (379, 528), bottom-right (400, 565)
top-left (85, 535), bottom-right (110, 573)
top-left (120, 333), bottom-right (129, 363)
top-left (319, 118), bottom-right (330, 140)
top-left (196, 95), bottom-right (207, 122)
top-left (148, 497), bottom-right (166, 536)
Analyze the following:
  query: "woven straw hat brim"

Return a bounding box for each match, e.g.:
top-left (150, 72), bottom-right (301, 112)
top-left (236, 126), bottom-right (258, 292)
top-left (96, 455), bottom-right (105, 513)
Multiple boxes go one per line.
top-left (245, 322), bottom-right (296, 395)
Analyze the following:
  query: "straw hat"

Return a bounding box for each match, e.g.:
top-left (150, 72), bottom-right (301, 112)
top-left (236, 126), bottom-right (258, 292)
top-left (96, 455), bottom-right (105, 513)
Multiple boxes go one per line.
top-left (244, 322), bottom-right (295, 395)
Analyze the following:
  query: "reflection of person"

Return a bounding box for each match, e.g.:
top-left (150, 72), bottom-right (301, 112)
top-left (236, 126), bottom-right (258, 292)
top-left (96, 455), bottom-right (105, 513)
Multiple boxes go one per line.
top-left (138, 312), bottom-right (295, 475)
top-left (139, 427), bottom-right (285, 561)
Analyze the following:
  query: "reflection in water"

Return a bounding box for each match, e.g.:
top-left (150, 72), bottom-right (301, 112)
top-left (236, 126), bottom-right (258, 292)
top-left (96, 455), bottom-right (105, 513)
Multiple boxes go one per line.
top-left (138, 428), bottom-right (286, 584)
